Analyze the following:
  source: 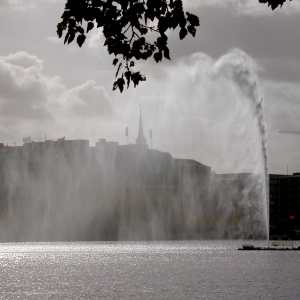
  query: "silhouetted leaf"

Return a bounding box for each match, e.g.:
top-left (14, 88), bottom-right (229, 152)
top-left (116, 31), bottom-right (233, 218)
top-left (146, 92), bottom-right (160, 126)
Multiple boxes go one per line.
top-left (67, 30), bottom-right (75, 44)
top-left (113, 81), bottom-right (118, 91)
top-left (259, 0), bottom-right (291, 10)
top-left (131, 72), bottom-right (142, 87)
top-left (154, 51), bottom-right (162, 63)
top-left (117, 78), bottom-right (125, 93)
top-left (132, 2), bottom-right (145, 15)
top-left (115, 62), bottom-right (122, 78)
top-left (58, 0), bottom-right (200, 92)
top-left (87, 22), bottom-right (94, 33)
top-left (125, 71), bottom-right (131, 88)
top-left (139, 27), bottom-right (148, 35)
top-left (77, 34), bottom-right (86, 47)
top-left (186, 13), bottom-right (200, 27)
top-left (112, 58), bottom-right (118, 66)
top-left (64, 31), bottom-right (70, 44)
top-left (107, 45), bottom-right (113, 54)
top-left (77, 26), bottom-right (84, 34)
top-left (139, 37), bottom-right (146, 45)
top-left (56, 23), bottom-right (63, 38)
top-left (156, 36), bottom-right (167, 49)
top-left (158, 17), bottom-right (168, 33)
top-left (179, 28), bottom-right (187, 40)
top-left (187, 25), bottom-right (196, 37)
top-left (164, 48), bottom-right (170, 60)
top-left (61, 10), bottom-right (70, 20)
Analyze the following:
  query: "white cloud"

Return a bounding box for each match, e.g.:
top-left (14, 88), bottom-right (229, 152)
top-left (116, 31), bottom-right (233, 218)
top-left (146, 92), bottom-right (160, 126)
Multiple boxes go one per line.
top-left (47, 30), bottom-right (106, 56)
top-left (65, 80), bottom-right (114, 117)
top-left (86, 29), bottom-right (105, 51)
top-left (0, 51), bottom-right (115, 144)
top-left (4, 51), bottom-right (43, 69)
top-left (46, 36), bottom-right (61, 45)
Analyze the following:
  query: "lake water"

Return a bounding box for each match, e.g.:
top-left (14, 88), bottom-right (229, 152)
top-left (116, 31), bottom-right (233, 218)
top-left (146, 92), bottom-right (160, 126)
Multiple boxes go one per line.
top-left (0, 240), bottom-right (299, 299)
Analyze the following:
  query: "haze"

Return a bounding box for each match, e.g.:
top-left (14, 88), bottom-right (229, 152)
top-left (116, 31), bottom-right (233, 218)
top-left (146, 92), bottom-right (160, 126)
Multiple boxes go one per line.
top-left (0, 0), bottom-right (300, 174)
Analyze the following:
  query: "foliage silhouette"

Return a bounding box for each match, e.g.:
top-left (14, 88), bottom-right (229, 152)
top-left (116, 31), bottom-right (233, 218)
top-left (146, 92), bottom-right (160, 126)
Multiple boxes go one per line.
top-left (259, 0), bottom-right (292, 10)
top-left (57, 0), bottom-right (199, 93)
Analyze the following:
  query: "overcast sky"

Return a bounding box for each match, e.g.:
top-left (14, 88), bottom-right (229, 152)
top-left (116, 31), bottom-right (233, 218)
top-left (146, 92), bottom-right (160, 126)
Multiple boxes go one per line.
top-left (0, 0), bottom-right (300, 174)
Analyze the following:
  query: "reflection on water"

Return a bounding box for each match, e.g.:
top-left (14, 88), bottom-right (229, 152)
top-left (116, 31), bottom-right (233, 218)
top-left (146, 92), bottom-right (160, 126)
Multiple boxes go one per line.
top-left (0, 241), bottom-right (299, 299)
top-left (0, 240), bottom-right (241, 253)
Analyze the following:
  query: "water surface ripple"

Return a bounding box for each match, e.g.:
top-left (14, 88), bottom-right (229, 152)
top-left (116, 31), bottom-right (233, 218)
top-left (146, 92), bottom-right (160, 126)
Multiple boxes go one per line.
top-left (0, 241), bottom-right (299, 299)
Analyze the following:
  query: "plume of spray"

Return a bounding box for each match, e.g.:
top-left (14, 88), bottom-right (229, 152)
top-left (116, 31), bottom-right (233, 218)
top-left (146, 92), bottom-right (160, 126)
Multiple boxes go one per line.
top-left (140, 48), bottom-right (270, 239)
top-left (0, 49), bottom-right (269, 241)
top-left (255, 97), bottom-right (269, 240)
top-left (214, 49), bottom-right (269, 238)
top-left (214, 50), bottom-right (269, 238)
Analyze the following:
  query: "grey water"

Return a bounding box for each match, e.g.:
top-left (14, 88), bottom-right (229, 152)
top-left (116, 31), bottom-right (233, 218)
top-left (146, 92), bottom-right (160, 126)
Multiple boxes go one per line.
top-left (0, 240), bottom-right (299, 299)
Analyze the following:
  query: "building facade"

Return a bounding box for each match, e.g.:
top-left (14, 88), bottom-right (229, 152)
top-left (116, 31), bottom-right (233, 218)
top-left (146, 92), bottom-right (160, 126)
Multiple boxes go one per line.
top-left (269, 173), bottom-right (300, 238)
top-left (1, 109), bottom-right (296, 240)
top-left (0, 110), bottom-right (213, 241)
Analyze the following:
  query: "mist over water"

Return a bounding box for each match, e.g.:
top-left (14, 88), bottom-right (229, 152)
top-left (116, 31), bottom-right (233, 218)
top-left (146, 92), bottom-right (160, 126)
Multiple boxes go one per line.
top-left (0, 49), bottom-right (269, 241)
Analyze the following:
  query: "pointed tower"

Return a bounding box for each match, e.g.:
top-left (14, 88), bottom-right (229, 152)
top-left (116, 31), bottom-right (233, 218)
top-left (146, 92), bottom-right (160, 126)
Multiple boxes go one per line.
top-left (136, 106), bottom-right (147, 146)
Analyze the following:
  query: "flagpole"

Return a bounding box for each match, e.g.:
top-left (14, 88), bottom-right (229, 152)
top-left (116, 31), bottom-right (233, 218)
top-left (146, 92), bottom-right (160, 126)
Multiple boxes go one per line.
top-left (125, 127), bottom-right (129, 145)
top-left (149, 129), bottom-right (152, 149)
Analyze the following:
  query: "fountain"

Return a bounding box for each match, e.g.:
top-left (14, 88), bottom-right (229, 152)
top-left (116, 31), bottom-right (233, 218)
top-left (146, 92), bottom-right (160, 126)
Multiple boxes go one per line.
top-left (0, 49), bottom-right (272, 242)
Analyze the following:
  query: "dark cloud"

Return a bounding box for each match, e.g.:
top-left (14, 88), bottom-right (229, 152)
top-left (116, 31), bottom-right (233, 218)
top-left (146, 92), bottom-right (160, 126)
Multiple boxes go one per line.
top-left (166, 5), bottom-right (300, 83)
top-left (259, 58), bottom-right (300, 83)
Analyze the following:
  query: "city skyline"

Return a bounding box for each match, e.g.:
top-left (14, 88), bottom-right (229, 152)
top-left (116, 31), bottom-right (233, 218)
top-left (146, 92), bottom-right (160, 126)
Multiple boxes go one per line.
top-left (0, 1), bottom-right (300, 174)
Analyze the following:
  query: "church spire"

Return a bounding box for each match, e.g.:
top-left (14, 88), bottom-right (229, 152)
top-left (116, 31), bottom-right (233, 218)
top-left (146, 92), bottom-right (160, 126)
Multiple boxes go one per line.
top-left (136, 105), bottom-right (147, 146)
